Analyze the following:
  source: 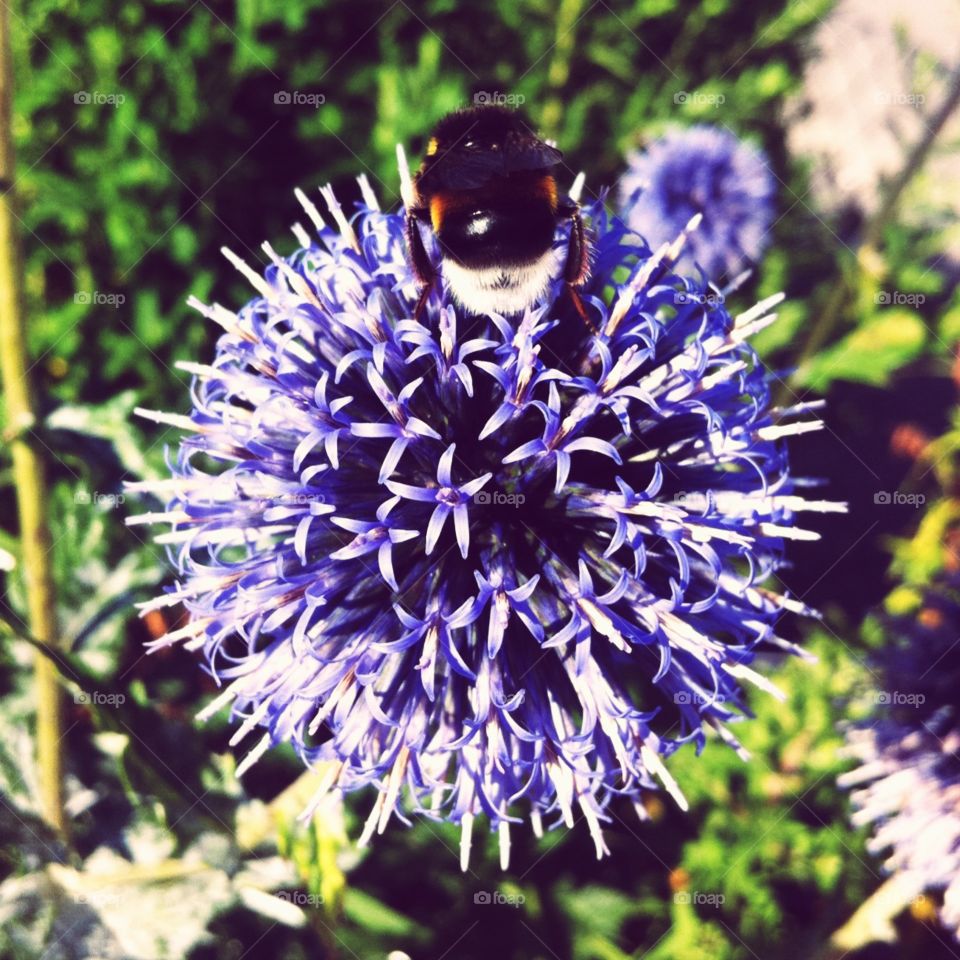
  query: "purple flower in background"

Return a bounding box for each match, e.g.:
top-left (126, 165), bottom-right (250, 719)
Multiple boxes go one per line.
top-left (130, 158), bottom-right (837, 868)
top-left (619, 125), bottom-right (776, 281)
top-left (840, 582), bottom-right (960, 935)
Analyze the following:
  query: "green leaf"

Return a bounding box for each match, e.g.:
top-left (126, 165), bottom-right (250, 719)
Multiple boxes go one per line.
top-left (938, 304), bottom-right (960, 347)
top-left (796, 309), bottom-right (926, 390)
top-left (342, 888), bottom-right (427, 940)
top-left (752, 299), bottom-right (807, 358)
top-left (45, 390), bottom-right (152, 481)
top-left (556, 884), bottom-right (640, 942)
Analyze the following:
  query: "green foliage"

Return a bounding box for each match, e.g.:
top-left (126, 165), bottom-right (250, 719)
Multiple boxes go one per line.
top-left (655, 635), bottom-right (871, 958)
top-left (799, 308), bottom-right (928, 390)
top-left (5, 0), bottom-right (960, 958)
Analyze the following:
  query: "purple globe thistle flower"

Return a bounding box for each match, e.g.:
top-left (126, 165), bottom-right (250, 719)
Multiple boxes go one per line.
top-left (618, 125), bottom-right (776, 282)
top-left (129, 156), bottom-right (837, 868)
top-left (840, 582), bottom-right (960, 934)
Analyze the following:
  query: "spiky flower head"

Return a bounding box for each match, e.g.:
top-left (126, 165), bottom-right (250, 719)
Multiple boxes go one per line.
top-left (618, 125), bottom-right (776, 282)
top-left (840, 579), bottom-right (960, 934)
top-left (130, 154), bottom-right (836, 868)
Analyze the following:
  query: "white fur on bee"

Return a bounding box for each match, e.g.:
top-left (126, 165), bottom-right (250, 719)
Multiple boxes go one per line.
top-left (442, 250), bottom-right (558, 316)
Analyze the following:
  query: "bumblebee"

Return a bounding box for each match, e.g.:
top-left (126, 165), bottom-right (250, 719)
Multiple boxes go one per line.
top-left (405, 105), bottom-right (591, 322)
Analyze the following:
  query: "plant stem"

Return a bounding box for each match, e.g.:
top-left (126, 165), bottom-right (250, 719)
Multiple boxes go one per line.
top-left (0, 1), bottom-right (64, 831)
top-left (863, 60), bottom-right (960, 250)
top-left (784, 59), bottom-right (960, 403)
top-left (540, 0), bottom-right (584, 140)
top-left (808, 873), bottom-right (922, 960)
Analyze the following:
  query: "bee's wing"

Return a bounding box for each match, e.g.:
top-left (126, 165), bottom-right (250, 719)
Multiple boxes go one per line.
top-left (437, 149), bottom-right (509, 188)
top-left (503, 134), bottom-right (563, 173)
top-left (421, 137), bottom-right (563, 191)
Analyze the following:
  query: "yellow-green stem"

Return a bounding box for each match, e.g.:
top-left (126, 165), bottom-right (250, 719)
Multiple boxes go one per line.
top-left (809, 873), bottom-right (923, 960)
top-left (784, 60), bottom-right (960, 406)
top-left (0, 1), bottom-right (64, 831)
top-left (540, 0), bottom-right (584, 140)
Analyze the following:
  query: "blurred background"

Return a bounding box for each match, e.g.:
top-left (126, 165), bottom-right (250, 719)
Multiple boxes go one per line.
top-left (3, 0), bottom-right (960, 957)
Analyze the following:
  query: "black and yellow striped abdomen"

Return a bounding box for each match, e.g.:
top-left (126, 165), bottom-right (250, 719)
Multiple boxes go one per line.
top-left (429, 170), bottom-right (559, 270)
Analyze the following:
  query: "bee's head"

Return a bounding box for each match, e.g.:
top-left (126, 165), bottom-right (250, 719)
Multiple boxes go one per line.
top-left (425, 105), bottom-right (529, 158)
top-left (415, 105), bottom-right (562, 196)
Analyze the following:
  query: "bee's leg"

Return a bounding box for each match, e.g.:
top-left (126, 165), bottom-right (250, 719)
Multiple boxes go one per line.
top-left (560, 202), bottom-right (590, 287)
top-left (558, 201), bottom-right (597, 335)
top-left (406, 208), bottom-right (436, 322)
top-left (413, 282), bottom-right (435, 324)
